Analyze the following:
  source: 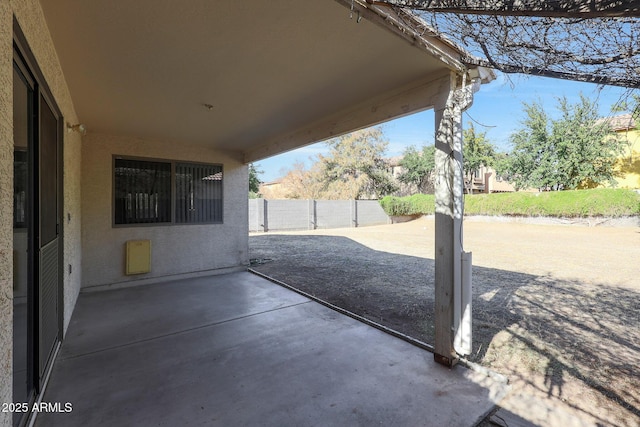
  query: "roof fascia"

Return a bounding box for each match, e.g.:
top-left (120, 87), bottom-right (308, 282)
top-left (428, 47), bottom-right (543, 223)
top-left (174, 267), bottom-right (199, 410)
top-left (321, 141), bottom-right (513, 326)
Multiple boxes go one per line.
top-left (334, 0), bottom-right (467, 73)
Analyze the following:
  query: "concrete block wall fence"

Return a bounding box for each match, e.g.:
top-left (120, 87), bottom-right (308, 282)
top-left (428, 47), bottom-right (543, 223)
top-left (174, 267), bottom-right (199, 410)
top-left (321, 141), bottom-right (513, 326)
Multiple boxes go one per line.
top-left (248, 199), bottom-right (390, 232)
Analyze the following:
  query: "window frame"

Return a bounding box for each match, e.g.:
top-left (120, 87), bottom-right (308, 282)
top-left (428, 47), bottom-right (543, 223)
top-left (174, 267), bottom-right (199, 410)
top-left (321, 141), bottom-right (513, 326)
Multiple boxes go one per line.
top-left (174, 162), bottom-right (224, 225)
top-left (13, 148), bottom-right (29, 229)
top-left (112, 155), bottom-right (224, 227)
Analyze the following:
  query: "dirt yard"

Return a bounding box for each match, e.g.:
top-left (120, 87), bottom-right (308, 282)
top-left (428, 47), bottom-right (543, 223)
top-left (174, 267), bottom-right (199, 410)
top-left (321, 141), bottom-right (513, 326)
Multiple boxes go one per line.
top-left (249, 216), bottom-right (640, 427)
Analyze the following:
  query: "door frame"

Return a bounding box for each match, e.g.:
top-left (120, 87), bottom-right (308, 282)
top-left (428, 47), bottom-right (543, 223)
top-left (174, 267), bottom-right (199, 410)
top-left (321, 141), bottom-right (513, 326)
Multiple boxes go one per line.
top-left (13, 16), bottom-right (64, 420)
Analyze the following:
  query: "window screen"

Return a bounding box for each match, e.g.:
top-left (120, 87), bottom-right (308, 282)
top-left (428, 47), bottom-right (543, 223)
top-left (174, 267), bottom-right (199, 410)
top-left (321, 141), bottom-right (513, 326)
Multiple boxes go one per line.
top-left (175, 163), bottom-right (223, 223)
top-left (13, 150), bottom-right (28, 229)
top-left (40, 95), bottom-right (58, 244)
top-left (114, 158), bottom-right (171, 224)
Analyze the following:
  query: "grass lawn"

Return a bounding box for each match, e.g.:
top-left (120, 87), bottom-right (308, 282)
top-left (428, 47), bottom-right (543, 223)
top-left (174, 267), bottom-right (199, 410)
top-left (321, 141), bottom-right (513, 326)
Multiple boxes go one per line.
top-left (380, 188), bottom-right (640, 218)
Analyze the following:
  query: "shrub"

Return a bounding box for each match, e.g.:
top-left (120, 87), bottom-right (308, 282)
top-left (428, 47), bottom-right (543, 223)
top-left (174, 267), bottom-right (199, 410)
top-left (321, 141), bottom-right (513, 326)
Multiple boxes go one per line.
top-left (380, 189), bottom-right (640, 218)
top-left (380, 194), bottom-right (434, 216)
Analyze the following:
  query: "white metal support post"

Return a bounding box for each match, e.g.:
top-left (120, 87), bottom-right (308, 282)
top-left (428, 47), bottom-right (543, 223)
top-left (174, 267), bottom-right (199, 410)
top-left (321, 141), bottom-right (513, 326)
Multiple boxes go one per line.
top-left (433, 72), bottom-right (478, 367)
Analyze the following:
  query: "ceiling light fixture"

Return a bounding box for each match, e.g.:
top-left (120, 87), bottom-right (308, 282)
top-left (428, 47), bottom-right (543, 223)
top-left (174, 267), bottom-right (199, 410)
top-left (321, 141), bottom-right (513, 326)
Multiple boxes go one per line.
top-left (67, 122), bottom-right (87, 135)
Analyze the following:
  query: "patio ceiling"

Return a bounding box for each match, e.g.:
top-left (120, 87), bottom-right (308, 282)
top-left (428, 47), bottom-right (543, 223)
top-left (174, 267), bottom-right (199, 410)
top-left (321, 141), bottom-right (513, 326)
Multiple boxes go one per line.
top-left (39, 0), bottom-right (477, 162)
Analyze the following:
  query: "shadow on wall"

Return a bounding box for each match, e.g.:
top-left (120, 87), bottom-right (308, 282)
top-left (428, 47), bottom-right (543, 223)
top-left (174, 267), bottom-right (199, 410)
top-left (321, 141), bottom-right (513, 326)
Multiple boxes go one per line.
top-left (249, 234), bottom-right (640, 426)
top-left (616, 155), bottom-right (640, 188)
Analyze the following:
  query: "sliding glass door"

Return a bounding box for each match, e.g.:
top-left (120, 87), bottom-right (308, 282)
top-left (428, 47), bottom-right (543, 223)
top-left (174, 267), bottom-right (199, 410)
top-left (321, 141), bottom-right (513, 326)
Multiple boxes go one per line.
top-left (12, 37), bottom-right (62, 427)
top-left (12, 57), bottom-right (34, 427)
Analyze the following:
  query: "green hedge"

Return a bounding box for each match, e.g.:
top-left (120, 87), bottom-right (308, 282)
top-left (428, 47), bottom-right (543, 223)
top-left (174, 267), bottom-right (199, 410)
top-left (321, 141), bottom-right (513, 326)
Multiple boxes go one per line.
top-left (380, 189), bottom-right (640, 218)
top-left (379, 194), bottom-right (435, 216)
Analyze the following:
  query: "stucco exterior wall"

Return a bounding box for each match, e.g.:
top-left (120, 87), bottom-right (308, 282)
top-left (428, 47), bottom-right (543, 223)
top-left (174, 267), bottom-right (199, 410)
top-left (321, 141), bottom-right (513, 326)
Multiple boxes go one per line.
top-left (81, 133), bottom-right (249, 288)
top-left (2, 0), bottom-right (82, 423)
top-left (614, 129), bottom-right (640, 189)
top-left (12, 0), bottom-right (83, 334)
top-left (1, 3), bottom-right (13, 423)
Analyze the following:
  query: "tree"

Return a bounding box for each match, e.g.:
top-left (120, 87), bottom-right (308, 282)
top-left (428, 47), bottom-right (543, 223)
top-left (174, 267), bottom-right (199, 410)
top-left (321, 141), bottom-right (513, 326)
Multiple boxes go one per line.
top-left (508, 101), bottom-right (557, 190)
top-left (463, 124), bottom-right (497, 193)
top-left (553, 96), bottom-right (624, 188)
top-left (279, 161), bottom-right (325, 200)
top-left (249, 163), bottom-right (263, 198)
top-left (396, 128), bottom-right (496, 195)
top-left (274, 128), bottom-right (398, 200)
top-left (319, 127), bottom-right (398, 199)
top-left (506, 95), bottom-right (622, 190)
top-left (398, 145), bottom-right (436, 193)
top-left (492, 152), bottom-right (515, 182)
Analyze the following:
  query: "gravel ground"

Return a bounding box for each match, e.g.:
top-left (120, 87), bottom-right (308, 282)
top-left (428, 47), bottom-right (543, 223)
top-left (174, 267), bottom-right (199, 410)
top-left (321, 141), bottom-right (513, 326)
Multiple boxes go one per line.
top-left (249, 216), bottom-right (640, 427)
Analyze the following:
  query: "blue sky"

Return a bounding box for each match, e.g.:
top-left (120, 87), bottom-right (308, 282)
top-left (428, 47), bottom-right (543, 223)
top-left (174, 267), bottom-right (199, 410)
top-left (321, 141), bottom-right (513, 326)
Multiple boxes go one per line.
top-left (256, 73), bottom-right (633, 182)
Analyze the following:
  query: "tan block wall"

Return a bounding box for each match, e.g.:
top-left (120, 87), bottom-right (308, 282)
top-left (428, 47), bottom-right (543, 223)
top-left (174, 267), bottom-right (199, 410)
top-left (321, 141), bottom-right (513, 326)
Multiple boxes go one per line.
top-left (81, 133), bottom-right (249, 288)
top-left (1, 1), bottom-right (83, 422)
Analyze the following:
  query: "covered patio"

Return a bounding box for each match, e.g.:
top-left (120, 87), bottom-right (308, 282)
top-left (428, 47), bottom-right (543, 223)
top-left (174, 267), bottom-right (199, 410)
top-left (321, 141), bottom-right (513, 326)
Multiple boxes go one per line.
top-left (3, 1), bottom-right (497, 426)
top-left (36, 272), bottom-right (507, 426)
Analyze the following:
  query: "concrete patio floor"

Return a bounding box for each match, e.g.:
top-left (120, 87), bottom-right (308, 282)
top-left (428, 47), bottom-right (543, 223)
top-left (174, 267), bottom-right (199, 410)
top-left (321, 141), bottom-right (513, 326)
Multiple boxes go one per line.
top-left (37, 272), bottom-right (507, 426)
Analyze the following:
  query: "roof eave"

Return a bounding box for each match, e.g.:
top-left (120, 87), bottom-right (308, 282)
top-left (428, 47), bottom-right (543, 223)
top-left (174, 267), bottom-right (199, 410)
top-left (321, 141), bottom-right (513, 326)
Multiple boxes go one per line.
top-left (340, 1), bottom-right (496, 85)
top-left (337, 0), bottom-right (467, 73)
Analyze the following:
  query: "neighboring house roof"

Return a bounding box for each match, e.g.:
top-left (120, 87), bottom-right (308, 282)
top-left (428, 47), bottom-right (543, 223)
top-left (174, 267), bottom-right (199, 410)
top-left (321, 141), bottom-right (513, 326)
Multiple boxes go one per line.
top-left (387, 156), bottom-right (404, 167)
top-left (599, 113), bottom-right (636, 132)
top-left (41, 1), bottom-right (493, 163)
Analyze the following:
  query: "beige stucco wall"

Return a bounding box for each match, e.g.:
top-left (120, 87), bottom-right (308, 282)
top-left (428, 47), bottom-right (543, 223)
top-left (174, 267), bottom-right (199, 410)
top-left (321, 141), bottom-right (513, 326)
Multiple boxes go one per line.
top-left (81, 133), bottom-right (249, 288)
top-left (614, 129), bottom-right (640, 189)
top-left (1, 3), bottom-right (13, 423)
top-left (12, 0), bottom-right (83, 333)
top-left (1, 1), bottom-right (83, 423)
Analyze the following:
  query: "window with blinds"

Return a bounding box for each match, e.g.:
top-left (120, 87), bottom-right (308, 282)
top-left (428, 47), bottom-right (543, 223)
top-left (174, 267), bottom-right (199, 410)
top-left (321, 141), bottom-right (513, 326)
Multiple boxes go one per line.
top-left (175, 163), bottom-right (223, 223)
top-left (114, 158), bottom-right (172, 224)
top-left (113, 157), bottom-right (223, 226)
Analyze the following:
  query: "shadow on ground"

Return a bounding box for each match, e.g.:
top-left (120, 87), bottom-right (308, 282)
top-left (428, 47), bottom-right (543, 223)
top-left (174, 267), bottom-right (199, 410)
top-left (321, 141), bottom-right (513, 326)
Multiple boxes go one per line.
top-left (250, 234), bottom-right (640, 426)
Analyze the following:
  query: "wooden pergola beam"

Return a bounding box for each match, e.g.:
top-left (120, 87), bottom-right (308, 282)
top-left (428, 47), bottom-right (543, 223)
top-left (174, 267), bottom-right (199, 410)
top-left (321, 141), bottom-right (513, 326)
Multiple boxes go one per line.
top-left (367, 0), bottom-right (640, 18)
top-left (463, 57), bottom-right (640, 89)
